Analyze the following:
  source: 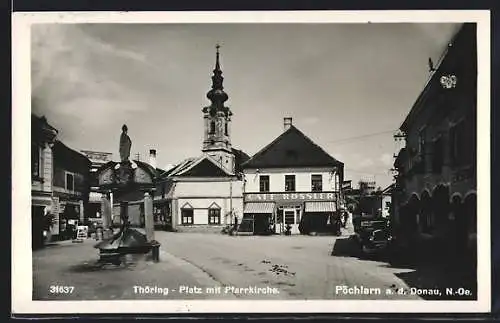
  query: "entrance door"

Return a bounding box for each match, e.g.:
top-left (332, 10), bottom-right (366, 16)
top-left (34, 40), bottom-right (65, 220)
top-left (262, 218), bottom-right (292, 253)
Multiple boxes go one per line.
top-left (283, 208), bottom-right (300, 234)
top-left (32, 205), bottom-right (45, 250)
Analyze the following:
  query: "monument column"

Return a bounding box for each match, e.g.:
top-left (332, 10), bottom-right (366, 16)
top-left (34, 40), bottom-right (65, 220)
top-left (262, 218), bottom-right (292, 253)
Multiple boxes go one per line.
top-left (100, 192), bottom-right (112, 239)
top-left (144, 191), bottom-right (154, 241)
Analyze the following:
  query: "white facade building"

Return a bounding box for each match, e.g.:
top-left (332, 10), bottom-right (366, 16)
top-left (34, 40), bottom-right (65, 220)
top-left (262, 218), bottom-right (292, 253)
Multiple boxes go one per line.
top-left (241, 118), bottom-right (344, 235)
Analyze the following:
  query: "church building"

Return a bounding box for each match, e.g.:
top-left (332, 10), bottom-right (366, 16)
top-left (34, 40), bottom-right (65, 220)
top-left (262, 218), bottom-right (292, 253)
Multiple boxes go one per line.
top-left (155, 45), bottom-right (250, 232)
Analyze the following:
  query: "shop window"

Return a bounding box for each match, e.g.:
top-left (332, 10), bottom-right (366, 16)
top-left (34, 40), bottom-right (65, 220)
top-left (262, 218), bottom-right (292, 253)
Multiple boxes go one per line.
top-left (65, 172), bottom-right (74, 191)
top-left (181, 209), bottom-right (194, 225)
top-left (208, 208), bottom-right (221, 225)
top-left (259, 175), bottom-right (270, 192)
top-left (209, 121), bottom-right (216, 134)
top-left (432, 137), bottom-right (444, 173)
top-left (32, 143), bottom-right (41, 179)
top-left (285, 175), bottom-right (296, 192)
top-left (311, 174), bottom-right (322, 192)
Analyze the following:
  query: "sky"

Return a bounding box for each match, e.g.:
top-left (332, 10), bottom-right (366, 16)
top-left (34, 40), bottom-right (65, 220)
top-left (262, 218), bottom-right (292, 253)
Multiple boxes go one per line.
top-left (31, 22), bottom-right (462, 189)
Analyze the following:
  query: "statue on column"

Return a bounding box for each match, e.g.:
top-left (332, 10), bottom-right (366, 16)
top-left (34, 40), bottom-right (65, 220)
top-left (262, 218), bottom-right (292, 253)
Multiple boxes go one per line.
top-left (119, 124), bottom-right (132, 162)
top-left (117, 124), bottom-right (133, 185)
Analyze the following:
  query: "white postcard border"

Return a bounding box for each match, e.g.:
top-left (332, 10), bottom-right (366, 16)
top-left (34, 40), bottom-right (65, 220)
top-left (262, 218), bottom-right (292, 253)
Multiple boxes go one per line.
top-left (12, 10), bottom-right (491, 314)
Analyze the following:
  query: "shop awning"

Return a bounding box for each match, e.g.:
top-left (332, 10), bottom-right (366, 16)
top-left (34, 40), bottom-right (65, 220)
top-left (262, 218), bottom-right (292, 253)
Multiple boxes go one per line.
top-left (244, 202), bottom-right (275, 214)
top-left (305, 202), bottom-right (336, 213)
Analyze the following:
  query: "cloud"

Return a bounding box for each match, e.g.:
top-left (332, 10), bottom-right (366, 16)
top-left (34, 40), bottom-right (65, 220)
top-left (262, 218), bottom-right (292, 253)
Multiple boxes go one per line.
top-left (379, 153), bottom-right (393, 166)
top-left (31, 24), bottom-right (154, 138)
top-left (303, 116), bottom-right (320, 125)
top-left (357, 158), bottom-right (375, 169)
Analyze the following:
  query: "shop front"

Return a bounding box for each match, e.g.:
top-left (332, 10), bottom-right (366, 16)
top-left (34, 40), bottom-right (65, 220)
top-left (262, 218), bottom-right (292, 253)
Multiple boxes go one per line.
top-left (58, 200), bottom-right (82, 240)
top-left (153, 199), bottom-right (171, 230)
top-left (243, 192), bottom-right (338, 235)
top-left (242, 202), bottom-right (275, 235)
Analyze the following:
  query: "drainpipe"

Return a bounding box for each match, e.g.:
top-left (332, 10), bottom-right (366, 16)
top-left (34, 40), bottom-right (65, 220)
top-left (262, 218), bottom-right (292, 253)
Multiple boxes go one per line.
top-left (229, 176), bottom-right (233, 225)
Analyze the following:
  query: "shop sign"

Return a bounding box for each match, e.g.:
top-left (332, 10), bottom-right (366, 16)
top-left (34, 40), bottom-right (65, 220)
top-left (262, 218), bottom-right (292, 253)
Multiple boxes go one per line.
top-left (244, 192), bottom-right (337, 202)
top-left (342, 181), bottom-right (352, 190)
top-left (51, 197), bottom-right (60, 214)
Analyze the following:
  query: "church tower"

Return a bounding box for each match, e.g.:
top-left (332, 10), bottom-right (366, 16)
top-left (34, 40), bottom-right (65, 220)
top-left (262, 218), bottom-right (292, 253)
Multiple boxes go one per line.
top-left (202, 45), bottom-right (235, 174)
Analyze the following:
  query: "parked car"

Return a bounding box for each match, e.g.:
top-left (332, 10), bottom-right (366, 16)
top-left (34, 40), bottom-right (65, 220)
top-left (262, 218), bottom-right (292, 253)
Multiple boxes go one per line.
top-left (361, 228), bottom-right (393, 256)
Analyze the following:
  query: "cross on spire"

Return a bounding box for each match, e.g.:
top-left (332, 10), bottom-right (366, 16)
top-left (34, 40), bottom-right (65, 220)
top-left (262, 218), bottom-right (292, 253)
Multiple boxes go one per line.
top-left (215, 43), bottom-right (221, 71)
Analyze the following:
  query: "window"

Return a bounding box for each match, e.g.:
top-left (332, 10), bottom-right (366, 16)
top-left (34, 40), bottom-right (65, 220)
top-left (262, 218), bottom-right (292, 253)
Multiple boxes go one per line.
top-left (209, 121), bottom-right (216, 134)
top-left (224, 122), bottom-right (228, 136)
top-left (32, 143), bottom-right (40, 178)
top-left (432, 137), bottom-right (444, 173)
top-left (285, 175), bottom-right (295, 192)
top-left (259, 175), bottom-right (270, 192)
top-left (208, 208), bottom-right (221, 225)
top-left (450, 120), bottom-right (468, 166)
top-left (181, 209), bottom-right (194, 225)
top-left (418, 128), bottom-right (426, 157)
top-left (311, 174), bottom-right (322, 192)
top-left (65, 173), bottom-right (74, 191)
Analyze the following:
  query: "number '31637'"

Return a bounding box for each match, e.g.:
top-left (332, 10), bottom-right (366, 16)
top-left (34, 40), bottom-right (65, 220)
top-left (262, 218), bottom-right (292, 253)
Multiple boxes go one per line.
top-left (49, 285), bottom-right (75, 294)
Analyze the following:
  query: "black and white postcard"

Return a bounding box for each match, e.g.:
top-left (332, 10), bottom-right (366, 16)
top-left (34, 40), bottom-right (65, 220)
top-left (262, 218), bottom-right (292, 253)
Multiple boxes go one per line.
top-left (12, 10), bottom-right (491, 314)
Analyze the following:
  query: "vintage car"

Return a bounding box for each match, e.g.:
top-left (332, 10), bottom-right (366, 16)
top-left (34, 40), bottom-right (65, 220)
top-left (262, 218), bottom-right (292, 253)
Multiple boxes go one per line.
top-left (361, 228), bottom-right (393, 255)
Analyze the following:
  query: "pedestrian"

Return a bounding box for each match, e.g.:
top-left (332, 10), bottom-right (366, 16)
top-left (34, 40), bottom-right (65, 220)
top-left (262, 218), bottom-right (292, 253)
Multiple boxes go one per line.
top-left (342, 211), bottom-right (348, 228)
top-left (43, 207), bottom-right (55, 244)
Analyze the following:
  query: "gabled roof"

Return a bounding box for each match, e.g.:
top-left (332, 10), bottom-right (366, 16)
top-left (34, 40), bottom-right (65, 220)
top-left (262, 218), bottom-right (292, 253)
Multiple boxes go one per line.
top-left (159, 155), bottom-right (234, 179)
top-left (232, 148), bottom-right (251, 174)
top-left (52, 140), bottom-right (91, 174)
top-left (400, 23), bottom-right (475, 132)
top-left (175, 155), bottom-right (234, 177)
top-left (159, 157), bottom-right (198, 178)
top-left (242, 125), bottom-right (343, 169)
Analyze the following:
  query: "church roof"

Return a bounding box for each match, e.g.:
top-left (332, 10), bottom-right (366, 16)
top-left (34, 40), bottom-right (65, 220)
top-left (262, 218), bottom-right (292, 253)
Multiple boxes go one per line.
top-left (158, 155), bottom-right (234, 179)
top-left (175, 156), bottom-right (234, 177)
top-left (242, 125), bottom-right (343, 169)
top-left (158, 147), bottom-right (250, 180)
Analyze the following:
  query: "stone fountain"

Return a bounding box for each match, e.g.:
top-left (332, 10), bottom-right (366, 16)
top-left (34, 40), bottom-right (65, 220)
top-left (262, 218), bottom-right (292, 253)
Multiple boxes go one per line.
top-left (94, 124), bottom-right (160, 265)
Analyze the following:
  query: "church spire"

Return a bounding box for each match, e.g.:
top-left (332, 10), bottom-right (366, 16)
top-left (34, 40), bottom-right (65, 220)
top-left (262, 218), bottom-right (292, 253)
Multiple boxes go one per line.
top-left (215, 43), bottom-right (221, 71)
top-left (206, 44), bottom-right (229, 109)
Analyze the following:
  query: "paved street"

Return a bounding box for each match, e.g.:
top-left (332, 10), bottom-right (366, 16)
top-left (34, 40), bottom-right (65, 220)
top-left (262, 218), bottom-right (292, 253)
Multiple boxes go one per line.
top-left (154, 231), bottom-right (421, 300)
top-left (33, 226), bottom-right (432, 301)
top-left (33, 237), bottom-right (236, 300)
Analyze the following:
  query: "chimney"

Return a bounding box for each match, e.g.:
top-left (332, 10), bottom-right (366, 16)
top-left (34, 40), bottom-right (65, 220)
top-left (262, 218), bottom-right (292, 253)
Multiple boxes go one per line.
top-left (149, 149), bottom-right (157, 169)
top-left (284, 117), bottom-right (293, 131)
